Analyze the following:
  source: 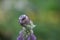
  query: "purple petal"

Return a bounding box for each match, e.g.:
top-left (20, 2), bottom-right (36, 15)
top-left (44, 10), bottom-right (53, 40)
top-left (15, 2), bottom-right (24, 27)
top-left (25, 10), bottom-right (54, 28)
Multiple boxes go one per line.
top-left (27, 33), bottom-right (36, 40)
top-left (17, 31), bottom-right (24, 40)
top-left (17, 36), bottom-right (24, 40)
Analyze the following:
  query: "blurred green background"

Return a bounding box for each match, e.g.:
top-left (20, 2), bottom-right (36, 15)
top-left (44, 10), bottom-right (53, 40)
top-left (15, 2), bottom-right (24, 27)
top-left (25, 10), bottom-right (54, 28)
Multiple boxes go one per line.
top-left (0, 0), bottom-right (60, 40)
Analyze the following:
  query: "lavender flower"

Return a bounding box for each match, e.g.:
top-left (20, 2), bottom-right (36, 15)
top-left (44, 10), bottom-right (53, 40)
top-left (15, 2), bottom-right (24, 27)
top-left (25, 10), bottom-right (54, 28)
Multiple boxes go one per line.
top-left (28, 33), bottom-right (36, 40)
top-left (17, 31), bottom-right (36, 40)
top-left (17, 15), bottom-right (36, 40)
top-left (17, 31), bottom-right (24, 40)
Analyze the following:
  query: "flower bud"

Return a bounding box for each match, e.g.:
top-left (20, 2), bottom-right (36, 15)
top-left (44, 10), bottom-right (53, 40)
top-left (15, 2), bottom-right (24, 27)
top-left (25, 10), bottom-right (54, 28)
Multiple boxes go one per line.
top-left (19, 15), bottom-right (30, 27)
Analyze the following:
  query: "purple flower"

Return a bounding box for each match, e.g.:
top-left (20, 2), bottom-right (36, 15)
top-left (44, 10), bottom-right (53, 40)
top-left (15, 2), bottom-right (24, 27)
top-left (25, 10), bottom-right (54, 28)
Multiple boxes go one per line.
top-left (17, 31), bottom-right (24, 40)
top-left (17, 15), bottom-right (36, 40)
top-left (27, 33), bottom-right (36, 40)
top-left (17, 31), bottom-right (36, 40)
